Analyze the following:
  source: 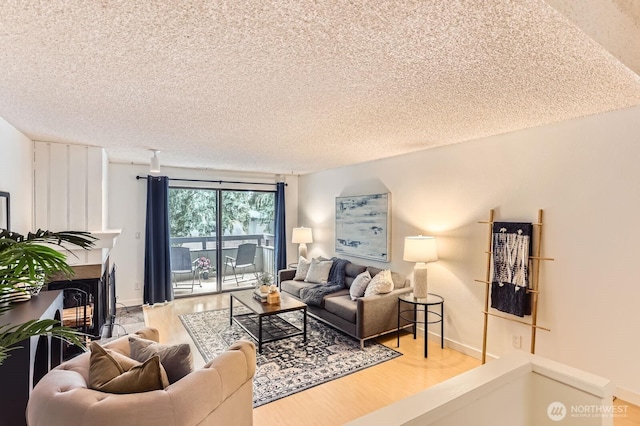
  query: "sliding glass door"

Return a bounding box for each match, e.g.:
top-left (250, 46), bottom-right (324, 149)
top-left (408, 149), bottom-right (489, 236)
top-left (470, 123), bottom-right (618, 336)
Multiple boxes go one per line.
top-left (221, 190), bottom-right (275, 291)
top-left (168, 187), bottom-right (275, 297)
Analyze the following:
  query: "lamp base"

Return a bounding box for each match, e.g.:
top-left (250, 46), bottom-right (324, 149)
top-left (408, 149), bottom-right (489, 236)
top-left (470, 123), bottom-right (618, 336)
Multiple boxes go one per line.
top-left (413, 262), bottom-right (429, 299)
top-left (298, 243), bottom-right (308, 260)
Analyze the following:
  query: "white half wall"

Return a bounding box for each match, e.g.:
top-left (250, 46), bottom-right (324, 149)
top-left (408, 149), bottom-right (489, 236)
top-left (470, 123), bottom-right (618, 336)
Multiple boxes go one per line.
top-left (0, 117), bottom-right (33, 233)
top-left (298, 105), bottom-right (640, 404)
top-left (107, 163), bottom-right (299, 306)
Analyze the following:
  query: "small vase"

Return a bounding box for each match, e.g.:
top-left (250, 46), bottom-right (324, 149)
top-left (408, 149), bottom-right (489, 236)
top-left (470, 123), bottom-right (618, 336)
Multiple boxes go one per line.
top-left (202, 272), bottom-right (209, 280)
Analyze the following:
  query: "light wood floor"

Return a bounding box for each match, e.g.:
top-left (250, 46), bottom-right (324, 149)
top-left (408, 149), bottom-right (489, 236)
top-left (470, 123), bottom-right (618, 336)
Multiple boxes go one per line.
top-left (144, 293), bottom-right (639, 426)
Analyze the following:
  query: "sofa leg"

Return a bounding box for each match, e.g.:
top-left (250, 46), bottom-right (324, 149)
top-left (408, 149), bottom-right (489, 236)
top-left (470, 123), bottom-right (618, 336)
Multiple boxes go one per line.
top-left (360, 340), bottom-right (364, 350)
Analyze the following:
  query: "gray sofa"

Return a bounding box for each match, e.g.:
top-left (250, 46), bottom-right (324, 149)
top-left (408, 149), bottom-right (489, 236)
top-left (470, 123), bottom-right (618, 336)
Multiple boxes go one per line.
top-left (279, 261), bottom-right (413, 348)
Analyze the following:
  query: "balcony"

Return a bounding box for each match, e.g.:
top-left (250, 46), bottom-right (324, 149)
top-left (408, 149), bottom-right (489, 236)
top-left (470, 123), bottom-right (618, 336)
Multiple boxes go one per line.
top-left (170, 234), bottom-right (275, 296)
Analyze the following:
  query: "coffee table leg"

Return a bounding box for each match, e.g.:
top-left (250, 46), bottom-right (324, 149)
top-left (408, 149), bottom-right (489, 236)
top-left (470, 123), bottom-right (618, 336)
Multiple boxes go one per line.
top-left (229, 294), bottom-right (233, 326)
top-left (258, 316), bottom-right (263, 354)
top-left (303, 307), bottom-right (307, 342)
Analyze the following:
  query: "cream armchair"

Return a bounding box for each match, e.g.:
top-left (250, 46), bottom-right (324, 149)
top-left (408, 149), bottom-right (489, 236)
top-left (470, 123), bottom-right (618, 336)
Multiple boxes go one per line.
top-left (27, 328), bottom-right (255, 426)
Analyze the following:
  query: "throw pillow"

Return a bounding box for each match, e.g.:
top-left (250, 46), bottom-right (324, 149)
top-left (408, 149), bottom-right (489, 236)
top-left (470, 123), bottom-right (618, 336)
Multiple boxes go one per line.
top-left (88, 341), bottom-right (168, 393)
top-left (304, 257), bottom-right (334, 284)
top-left (364, 269), bottom-right (394, 297)
top-left (128, 336), bottom-right (193, 384)
top-left (349, 270), bottom-right (372, 300)
top-left (293, 256), bottom-right (311, 281)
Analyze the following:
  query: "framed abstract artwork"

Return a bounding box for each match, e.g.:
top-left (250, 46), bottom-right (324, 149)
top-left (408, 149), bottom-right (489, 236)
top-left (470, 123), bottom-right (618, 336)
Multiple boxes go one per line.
top-left (0, 191), bottom-right (9, 231)
top-left (335, 193), bottom-right (390, 262)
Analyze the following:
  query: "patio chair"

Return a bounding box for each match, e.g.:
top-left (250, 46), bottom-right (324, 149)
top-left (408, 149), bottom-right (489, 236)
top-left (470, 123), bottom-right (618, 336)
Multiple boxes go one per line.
top-left (224, 243), bottom-right (258, 286)
top-left (170, 246), bottom-right (200, 292)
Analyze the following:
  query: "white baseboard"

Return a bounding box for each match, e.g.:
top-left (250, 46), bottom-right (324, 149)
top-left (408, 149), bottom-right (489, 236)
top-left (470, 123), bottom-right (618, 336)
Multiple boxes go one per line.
top-left (614, 386), bottom-right (640, 407)
top-left (424, 328), bottom-right (497, 361)
top-left (117, 298), bottom-right (143, 307)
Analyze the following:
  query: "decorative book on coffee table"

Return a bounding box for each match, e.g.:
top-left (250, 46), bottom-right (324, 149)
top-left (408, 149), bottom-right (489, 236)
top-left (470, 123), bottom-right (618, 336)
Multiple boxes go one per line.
top-left (253, 289), bottom-right (268, 303)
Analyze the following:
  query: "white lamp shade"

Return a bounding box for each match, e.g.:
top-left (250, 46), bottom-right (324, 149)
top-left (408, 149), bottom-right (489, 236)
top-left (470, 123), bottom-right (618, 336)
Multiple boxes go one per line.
top-left (292, 227), bottom-right (313, 244)
top-left (403, 235), bottom-right (438, 263)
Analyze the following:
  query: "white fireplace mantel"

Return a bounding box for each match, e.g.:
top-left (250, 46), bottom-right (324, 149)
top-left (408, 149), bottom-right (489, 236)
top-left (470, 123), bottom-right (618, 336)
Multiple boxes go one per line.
top-left (59, 229), bottom-right (121, 268)
top-left (89, 230), bottom-right (121, 249)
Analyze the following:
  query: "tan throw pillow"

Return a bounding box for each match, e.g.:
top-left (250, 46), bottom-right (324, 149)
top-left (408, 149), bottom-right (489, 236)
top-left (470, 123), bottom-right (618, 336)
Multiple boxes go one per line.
top-left (293, 256), bottom-right (311, 281)
top-left (89, 342), bottom-right (168, 393)
top-left (305, 257), bottom-right (333, 284)
top-left (129, 336), bottom-right (193, 384)
top-left (364, 269), bottom-right (394, 297)
top-left (350, 270), bottom-right (372, 300)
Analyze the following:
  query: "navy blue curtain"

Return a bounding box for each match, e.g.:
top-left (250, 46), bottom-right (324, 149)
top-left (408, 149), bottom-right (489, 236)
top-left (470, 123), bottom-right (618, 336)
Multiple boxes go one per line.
top-left (274, 182), bottom-right (287, 272)
top-left (143, 176), bottom-right (173, 305)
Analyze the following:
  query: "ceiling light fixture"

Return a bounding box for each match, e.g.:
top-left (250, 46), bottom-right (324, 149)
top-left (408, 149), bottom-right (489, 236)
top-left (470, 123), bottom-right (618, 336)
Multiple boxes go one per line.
top-left (150, 150), bottom-right (161, 174)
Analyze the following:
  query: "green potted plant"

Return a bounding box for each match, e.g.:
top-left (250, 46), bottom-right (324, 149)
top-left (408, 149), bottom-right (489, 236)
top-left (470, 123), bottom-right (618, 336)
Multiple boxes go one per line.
top-left (0, 229), bottom-right (96, 365)
top-left (256, 272), bottom-right (274, 293)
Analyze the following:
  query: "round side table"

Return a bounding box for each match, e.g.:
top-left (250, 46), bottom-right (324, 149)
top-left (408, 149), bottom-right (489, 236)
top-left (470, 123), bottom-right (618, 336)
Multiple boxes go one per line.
top-left (397, 293), bottom-right (444, 357)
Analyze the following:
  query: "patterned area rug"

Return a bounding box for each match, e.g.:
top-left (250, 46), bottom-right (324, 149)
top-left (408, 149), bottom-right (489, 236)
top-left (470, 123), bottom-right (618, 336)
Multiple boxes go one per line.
top-left (179, 307), bottom-right (401, 407)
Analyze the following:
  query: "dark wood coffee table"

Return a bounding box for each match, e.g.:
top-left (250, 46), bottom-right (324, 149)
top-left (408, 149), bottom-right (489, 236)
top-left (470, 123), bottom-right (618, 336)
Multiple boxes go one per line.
top-left (229, 290), bottom-right (307, 353)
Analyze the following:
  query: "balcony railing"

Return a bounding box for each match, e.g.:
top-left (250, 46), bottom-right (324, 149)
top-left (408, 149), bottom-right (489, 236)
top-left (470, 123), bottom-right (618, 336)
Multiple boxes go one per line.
top-left (171, 234), bottom-right (275, 277)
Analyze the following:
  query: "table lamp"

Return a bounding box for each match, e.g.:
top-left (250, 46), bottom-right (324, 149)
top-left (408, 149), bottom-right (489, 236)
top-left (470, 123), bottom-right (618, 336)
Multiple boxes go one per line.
top-left (292, 227), bottom-right (313, 259)
top-left (403, 235), bottom-right (438, 299)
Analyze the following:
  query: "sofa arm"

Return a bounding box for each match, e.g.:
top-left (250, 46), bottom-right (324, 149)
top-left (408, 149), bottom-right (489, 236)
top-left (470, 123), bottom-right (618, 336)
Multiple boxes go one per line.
top-left (278, 268), bottom-right (296, 284)
top-left (356, 287), bottom-right (413, 339)
top-left (203, 340), bottom-right (256, 385)
top-left (165, 340), bottom-right (256, 425)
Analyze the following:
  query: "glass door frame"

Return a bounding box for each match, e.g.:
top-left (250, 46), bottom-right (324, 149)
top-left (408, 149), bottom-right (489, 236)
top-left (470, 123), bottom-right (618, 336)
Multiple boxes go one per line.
top-left (168, 185), bottom-right (276, 296)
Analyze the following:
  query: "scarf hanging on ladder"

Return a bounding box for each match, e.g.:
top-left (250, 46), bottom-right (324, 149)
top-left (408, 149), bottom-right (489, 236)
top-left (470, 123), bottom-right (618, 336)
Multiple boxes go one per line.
top-left (491, 222), bottom-right (532, 317)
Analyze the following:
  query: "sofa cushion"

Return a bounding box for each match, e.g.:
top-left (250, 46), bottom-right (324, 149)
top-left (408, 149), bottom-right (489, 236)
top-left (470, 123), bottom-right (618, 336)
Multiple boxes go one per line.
top-left (367, 266), bottom-right (383, 277)
top-left (323, 288), bottom-right (350, 299)
top-left (88, 342), bottom-right (168, 393)
top-left (364, 269), bottom-right (394, 297)
top-left (344, 263), bottom-right (367, 288)
top-left (293, 256), bottom-right (311, 280)
top-left (367, 267), bottom-right (407, 289)
top-left (281, 279), bottom-right (315, 297)
top-left (349, 270), bottom-right (372, 300)
top-left (305, 258), bottom-right (333, 284)
top-left (323, 295), bottom-right (357, 324)
top-left (128, 336), bottom-right (193, 384)
top-left (390, 271), bottom-right (408, 289)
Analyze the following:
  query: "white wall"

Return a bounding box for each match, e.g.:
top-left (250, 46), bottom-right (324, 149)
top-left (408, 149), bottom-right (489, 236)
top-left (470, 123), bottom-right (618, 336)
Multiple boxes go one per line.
top-left (0, 117), bottom-right (33, 233)
top-left (298, 105), bottom-right (640, 404)
top-left (33, 142), bottom-right (107, 230)
top-left (107, 163), bottom-right (299, 306)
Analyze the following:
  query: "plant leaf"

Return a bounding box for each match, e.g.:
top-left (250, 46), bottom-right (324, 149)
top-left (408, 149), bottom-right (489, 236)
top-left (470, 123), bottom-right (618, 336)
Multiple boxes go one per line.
top-left (0, 319), bottom-right (87, 365)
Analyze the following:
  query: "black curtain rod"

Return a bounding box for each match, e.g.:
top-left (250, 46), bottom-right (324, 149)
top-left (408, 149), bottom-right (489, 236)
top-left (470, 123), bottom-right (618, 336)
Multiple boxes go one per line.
top-left (135, 175), bottom-right (286, 186)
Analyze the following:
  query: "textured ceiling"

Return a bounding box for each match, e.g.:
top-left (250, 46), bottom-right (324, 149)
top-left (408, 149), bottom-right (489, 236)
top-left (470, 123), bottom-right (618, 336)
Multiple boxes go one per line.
top-left (1, 1), bottom-right (639, 175)
top-left (546, 0), bottom-right (640, 75)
